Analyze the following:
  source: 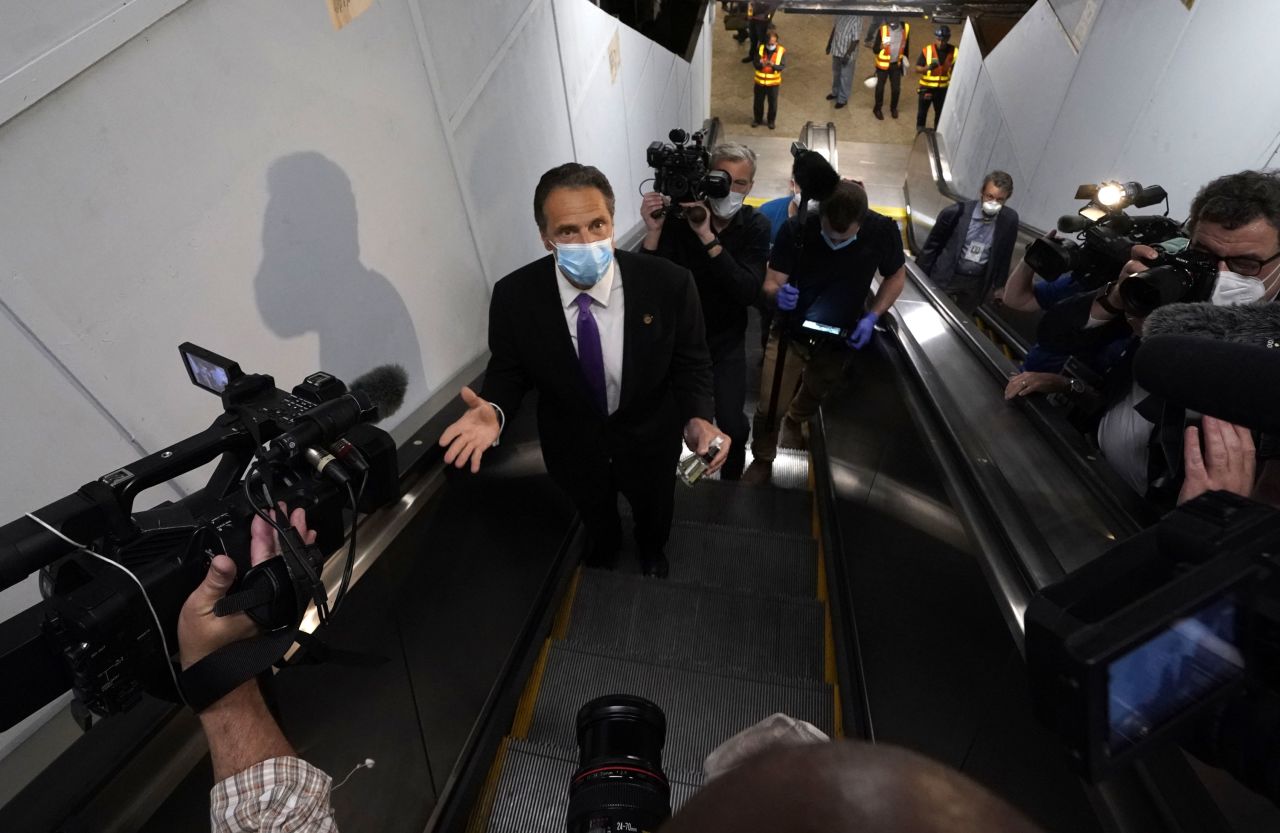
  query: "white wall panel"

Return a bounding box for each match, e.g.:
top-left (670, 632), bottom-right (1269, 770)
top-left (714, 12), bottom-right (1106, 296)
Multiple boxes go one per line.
top-left (1021, 0), bottom-right (1189, 227)
top-left (935, 20), bottom-right (982, 162)
top-left (948, 66), bottom-right (1003, 200)
top-left (1115, 0), bottom-right (1280, 218)
top-left (452, 0), bottom-right (576, 283)
top-left (983, 0), bottom-right (1078, 188)
top-left (415, 0), bottom-right (538, 122)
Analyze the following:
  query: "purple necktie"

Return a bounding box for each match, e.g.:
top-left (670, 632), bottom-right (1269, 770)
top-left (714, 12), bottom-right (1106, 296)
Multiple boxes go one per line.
top-left (575, 293), bottom-right (608, 414)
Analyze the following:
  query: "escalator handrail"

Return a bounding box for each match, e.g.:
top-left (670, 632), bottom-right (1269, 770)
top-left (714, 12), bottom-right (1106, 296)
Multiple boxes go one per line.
top-left (906, 131), bottom-right (1157, 535)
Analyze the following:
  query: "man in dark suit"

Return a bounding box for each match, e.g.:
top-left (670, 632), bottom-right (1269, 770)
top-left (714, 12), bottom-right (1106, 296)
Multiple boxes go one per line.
top-left (439, 163), bottom-right (728, 578)
top-left (916, 170), bottom-right (1019, 314)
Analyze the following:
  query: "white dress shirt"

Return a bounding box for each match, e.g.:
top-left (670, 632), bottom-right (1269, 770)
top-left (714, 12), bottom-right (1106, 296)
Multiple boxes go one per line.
top-left (556, 257), bottom-right (626, 414)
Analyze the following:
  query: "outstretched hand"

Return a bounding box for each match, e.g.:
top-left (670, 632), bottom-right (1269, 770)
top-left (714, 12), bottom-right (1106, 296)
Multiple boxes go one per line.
top-left (439, 386), bottom-right (501, 473)
top-left (179, 507), bottom-right (316, 670)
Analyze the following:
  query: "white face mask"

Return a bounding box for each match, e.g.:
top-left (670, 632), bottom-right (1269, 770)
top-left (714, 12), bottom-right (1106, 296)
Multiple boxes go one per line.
top-left (981, 200), bottom-right (1003, 217)
top-left (1210, 270), bottom-right (1266, 306)
top-left (791, 192), bottom-right (802, 207)
top-left (711, 191), bottom-right (746, 219)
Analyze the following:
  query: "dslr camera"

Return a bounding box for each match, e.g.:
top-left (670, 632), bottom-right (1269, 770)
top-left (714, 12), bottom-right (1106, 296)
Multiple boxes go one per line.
top-left (647, 128), bottom-right (731, 220)
top-left (1024, 181), bottom-right (1216, 312)
top-left (0, 343), bottom-right (399, 730)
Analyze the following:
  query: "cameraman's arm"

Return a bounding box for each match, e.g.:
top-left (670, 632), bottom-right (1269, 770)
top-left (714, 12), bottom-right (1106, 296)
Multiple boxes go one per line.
top-left (705, 212), bottom-right (771, 307)
top-left (1000, 257), bottom-right (1041, 312)
top-left (180, 513), bottom-right (339, 833)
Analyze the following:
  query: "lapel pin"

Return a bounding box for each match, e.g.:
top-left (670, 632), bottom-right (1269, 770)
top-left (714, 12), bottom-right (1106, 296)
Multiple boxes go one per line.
top-left (643, 314), bottom-right (654, 325)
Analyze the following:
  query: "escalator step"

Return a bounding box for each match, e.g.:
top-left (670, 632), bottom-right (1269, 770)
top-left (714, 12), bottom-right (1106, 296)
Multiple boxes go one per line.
top-left (526, 644), bottom-right (834, 773)
top-left (624, 520), bottom-right (818, 598)
top-left (485, 740), bottom-right (702, 833)
top-left (566, 569), bottom-right (825, 683)
top-left (671, 479), bottom-right (812, 534)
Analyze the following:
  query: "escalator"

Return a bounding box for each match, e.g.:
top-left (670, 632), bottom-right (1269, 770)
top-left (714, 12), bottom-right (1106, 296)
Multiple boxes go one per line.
top-left (470, 480), bottom-right (833, 831)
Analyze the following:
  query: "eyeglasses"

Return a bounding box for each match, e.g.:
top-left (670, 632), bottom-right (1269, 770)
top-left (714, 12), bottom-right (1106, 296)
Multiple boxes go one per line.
top-left (1188, 241), bottom-right (1280, 277)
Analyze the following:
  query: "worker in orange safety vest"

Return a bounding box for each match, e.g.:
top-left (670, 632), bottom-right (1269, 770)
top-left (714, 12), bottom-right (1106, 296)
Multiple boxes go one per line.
top-left (751, 28), bottom-right (787, 130)
top-left (915, 24), bottom-right (957, 131)
top-left (871, 20), bottom-right (909, 120)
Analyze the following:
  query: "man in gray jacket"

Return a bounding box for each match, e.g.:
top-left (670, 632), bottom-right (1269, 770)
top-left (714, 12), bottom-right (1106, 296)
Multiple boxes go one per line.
top-left (916, 171), bottom-right (1019, 313)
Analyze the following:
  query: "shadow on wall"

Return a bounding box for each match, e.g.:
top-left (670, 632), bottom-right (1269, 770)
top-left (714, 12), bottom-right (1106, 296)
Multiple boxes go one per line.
top-left (254, 152), bottom-right (427, 403)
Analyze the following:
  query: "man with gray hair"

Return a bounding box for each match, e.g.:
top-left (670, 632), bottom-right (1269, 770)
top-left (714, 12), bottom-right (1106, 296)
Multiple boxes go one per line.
top-left (641, 142), bottom-right (772, 479)
top-left (917, 169), bottom-right (1019, 314)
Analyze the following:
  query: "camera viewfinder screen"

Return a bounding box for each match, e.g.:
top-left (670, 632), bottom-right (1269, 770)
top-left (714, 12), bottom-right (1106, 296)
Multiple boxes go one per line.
top-left (186, 353), bottom-right (231, 394)
top-left (1107, 595), bottom-right (1244, 754)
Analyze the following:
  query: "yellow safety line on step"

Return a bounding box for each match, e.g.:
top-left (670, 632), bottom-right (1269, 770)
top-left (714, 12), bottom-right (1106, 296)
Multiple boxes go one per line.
top-left (464, 737), bottom-right (511, 833)
top-left (510, 639), bottom-right (553, 739)
top-left (551, 567), bottom-right (582, 640)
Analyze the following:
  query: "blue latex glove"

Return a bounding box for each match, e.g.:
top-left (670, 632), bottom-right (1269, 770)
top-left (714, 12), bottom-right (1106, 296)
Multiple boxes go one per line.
top-left (776, 283), bottom-right (800, 311)
top-left (847, 311), bottom-right (879, 350)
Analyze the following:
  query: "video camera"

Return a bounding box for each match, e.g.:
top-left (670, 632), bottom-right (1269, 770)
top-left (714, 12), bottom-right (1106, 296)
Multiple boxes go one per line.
top-left (0, 344), bottom-right (400, 730)
top-left (646, 128), bottom-right (731, 221)
top-left (1024, 181), bottom-right (1216, 312)
top-left (1027, 492), bottom-right (1280, 781)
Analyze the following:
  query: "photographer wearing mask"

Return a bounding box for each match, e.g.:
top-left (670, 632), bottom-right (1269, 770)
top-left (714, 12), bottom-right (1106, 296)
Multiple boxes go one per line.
top-left (916, 171), bottom-right (1019, 314)
top-left (641, 143), bottom-right (771, 480)
top-left (1021, 169), bottom-right (1280, 503)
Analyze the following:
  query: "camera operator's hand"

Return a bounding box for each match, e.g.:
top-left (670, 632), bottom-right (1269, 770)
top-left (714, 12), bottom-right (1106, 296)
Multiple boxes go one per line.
top-left (1004, 371), bottom-right (1069, 400)
top-left (641, 191), bottom-right (668, 232)
top-left (1178, 416), bottom-right (1257, 505)
top-left (776, 282), bottom-right (800, 311)
top-left (683, 417), bottom-right (731, 475)
top-left (680, 201), bottom-right (714, 241)
top-left (178, 508), bottom-right (316, 670)
top-left (439, 386), bottom-right (501, 474)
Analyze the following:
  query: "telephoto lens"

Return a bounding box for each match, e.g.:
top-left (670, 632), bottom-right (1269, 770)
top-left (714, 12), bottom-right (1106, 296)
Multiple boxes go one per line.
top-left (566, 695), bottom-right (671, 833)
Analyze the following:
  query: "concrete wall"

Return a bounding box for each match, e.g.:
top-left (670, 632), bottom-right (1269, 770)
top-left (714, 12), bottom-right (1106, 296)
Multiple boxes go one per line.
top-left (0, 0), bottom-right (710, 768)
top-left (938, 0), bottom-right (1280, 231)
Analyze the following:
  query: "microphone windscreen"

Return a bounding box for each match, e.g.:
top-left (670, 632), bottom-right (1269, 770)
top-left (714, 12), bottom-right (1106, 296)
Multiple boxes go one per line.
top-left (1143, 301), bottom-right (1280, 348)
top-left (1057, 214), bottom-right (1091, 233)
top-left (792, 150), bottom-right (840, 202)
top-left (350, 364), bottom-right (408, 419)
top-left (1133, 336), bottom-right (1280, 434)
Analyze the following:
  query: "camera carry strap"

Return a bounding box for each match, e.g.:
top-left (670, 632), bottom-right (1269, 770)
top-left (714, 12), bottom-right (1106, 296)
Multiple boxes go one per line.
top-left (180, 627), bottom-right (384, 712)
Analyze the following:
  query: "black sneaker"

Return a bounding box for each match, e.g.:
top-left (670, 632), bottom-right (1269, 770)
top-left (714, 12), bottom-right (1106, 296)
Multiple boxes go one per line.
top-left (768, 123), bottom-right (776, 130)
top-left (835, 102), bottom-right (846, 109)
top-left (741, 55), bottom-right (754, 63)
top-left (751, 121), bottom-right (761, 128)
top-left (826, 93), bottom-right (837, 100)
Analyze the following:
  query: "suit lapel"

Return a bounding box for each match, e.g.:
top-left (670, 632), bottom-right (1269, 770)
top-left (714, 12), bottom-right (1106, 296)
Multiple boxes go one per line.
top-left (617, 254), bottom-right (654, 413)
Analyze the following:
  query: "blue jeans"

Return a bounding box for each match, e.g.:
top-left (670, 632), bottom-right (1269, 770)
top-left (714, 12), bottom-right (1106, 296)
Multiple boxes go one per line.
top-left (830, 55), bottom-right (855, 104)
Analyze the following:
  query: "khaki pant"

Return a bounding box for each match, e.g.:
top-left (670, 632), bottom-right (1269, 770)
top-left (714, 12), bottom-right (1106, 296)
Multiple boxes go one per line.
top-left (751, 329), bottom-right (852, 462)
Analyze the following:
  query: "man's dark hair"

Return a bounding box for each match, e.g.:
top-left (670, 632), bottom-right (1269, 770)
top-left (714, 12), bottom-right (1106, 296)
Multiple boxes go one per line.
top-left (1188, 169), bottom-right (1280, 237)
top-left (533, 163), bottom-right (616, 232)
top-left (983, 170), bottom-right (1014, 197)
top-left (820, 181), bottom-right (869, 232)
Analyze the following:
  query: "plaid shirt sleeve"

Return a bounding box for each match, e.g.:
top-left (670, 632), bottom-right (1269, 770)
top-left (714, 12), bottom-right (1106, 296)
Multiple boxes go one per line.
top-left (210, 757), bottom-right (338, 833)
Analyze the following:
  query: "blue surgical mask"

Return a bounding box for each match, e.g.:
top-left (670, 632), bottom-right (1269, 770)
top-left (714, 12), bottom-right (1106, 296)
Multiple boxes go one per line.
top-left (554, 239), bottom-right (614, 287)
top-left (822, 230), bottom-right (856, 251)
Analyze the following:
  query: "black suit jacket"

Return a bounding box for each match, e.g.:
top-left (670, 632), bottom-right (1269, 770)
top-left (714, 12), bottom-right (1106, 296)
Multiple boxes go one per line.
top-left (480, 250), bottom-right (715, 495)
top-left (917, 199), bottom-right (1019, 293)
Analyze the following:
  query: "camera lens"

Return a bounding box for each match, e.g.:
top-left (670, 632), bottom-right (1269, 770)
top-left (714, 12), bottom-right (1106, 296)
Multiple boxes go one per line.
top-left (566, 694), bottom-right (670, 833)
